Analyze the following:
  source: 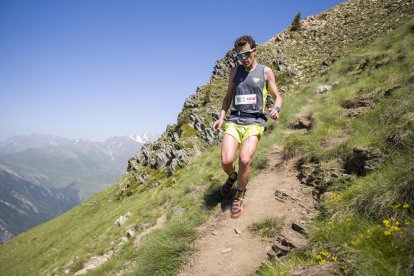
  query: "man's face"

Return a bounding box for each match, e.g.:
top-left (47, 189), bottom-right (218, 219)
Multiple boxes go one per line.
top-left (235, 44), bottom-right (255, 69)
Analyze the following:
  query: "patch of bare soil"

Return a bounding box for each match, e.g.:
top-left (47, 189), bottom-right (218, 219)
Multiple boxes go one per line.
top-left (178, 146), bottom-right (316, 276)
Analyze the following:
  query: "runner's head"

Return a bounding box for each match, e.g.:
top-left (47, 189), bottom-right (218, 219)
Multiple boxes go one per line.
top-left (234, 35), bottom-right (256, 50)
top-left (234, 35), bottom-right (257, 69)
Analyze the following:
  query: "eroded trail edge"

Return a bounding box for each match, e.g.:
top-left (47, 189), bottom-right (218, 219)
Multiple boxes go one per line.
top-left (179, 146), bottom-right (316, 276)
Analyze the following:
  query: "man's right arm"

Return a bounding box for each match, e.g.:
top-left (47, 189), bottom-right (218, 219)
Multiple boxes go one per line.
top-left (213, 67), bottom-right (237, 131)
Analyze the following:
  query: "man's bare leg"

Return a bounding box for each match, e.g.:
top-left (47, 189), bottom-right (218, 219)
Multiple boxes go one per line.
top-left (237, 135), bottom-right (259, 192)
top-left (220, 134), bottom-right (239, 197)
top-left (230, 135), bottom-right (259, 218)
top-left (221, 134), bottom-right (239, 175)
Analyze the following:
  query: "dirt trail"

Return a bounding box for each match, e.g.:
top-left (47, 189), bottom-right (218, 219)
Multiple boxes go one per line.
top-left (179, 146), bottom-right (316, 276)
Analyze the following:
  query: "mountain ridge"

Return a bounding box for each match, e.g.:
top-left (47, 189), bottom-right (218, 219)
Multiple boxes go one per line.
top-left (0, 133), bottom-right (158, 154)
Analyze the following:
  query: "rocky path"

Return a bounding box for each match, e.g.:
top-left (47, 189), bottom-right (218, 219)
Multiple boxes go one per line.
top-left (178, 147), bottom-right (316, 276)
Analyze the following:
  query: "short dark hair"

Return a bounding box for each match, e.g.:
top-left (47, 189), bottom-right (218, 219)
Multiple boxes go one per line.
top-left (234, 35), bottom-right (256, 49)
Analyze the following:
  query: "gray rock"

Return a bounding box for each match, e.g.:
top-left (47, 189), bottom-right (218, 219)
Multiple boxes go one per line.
top-left (292, 222), bottom-right (307, 235)
top-left (114, 212), bottom-right (132, 227)
top-left (271, 243), bottom-right (291, 257)
top-left (317, 85), bottom-right (332, 94)
top-left (127, 228), bottom-right (136, 238)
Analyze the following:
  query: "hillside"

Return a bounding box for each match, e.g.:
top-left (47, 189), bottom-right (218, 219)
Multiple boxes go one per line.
top-left (0, 166), bottom-right (79, 243)
top-left (0, 0), bottom-right (413, 275)
top-left (0, 134), bottom-right (156, 243)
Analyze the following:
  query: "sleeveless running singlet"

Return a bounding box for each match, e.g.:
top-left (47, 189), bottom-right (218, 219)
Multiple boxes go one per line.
top-left (228, 64), bottom-right (268, 128)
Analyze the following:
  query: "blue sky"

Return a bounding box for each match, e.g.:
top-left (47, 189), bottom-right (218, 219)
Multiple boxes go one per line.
top-left (0, 0), bottom-right (345, 142)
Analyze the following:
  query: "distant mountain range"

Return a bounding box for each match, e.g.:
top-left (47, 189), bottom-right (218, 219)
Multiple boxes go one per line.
top-left (0, 133), bottom-right (158, 242)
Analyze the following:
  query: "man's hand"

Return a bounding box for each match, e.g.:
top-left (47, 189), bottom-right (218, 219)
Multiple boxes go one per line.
top-left (213, 118), bottom-right (224, 132)
top-left (268, 107), bottom-right (280, 120)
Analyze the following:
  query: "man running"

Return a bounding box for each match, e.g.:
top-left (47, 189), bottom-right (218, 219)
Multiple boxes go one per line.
top-left (213, 35), bottom-right (282, 219)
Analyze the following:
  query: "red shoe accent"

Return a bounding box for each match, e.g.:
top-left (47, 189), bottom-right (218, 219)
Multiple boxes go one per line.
top-left (230, 199), bottom-right (243, 219)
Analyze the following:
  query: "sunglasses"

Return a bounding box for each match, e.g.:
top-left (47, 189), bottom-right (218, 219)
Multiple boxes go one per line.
top-left (236, 48), bottom-right (256, 59)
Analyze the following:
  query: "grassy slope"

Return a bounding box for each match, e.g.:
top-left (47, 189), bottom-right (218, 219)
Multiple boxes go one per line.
top-left (257, 19), bottom-right (414, 276)
top-left (0, 128), bottom-right (277, 275)
top-left (1, 16), bottom-right (413, 276)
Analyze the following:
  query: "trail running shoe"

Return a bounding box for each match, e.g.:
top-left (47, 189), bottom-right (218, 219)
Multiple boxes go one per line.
top-left (220, 172), bottom-right (237, 197)
top-left (230, 199), bottom-right (243, 219)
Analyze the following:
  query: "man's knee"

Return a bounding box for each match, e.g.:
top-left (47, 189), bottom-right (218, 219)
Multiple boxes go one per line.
top-left (239, 155), bottom-right (252, 168)
top-left (221, 156), bottom-right (234, 168)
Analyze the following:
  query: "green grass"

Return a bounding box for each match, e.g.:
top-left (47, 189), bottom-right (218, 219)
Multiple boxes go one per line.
top-left (0, 144), bottom-right (217, 275)
top-left (258, 19), bottom-right (414, 275)
top-left (249, 216), bottom-right (285, 239)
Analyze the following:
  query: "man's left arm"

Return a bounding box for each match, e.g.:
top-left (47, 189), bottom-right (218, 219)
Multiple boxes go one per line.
top-left (265, 66), bottom-right (282, 120)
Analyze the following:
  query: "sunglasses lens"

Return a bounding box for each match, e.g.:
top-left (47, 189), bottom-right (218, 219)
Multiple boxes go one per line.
top-left (236, 51), bottom-right (251, 59)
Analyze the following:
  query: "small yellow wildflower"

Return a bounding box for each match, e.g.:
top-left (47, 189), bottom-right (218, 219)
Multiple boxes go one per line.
top-left (392, 204), bottom-right (400, 209)
top-left (319, 259), bottom-right (327, 264)
top-left (315, 254), bottom-right (322, 260)
top-left (391, 226), bottom-right (400, 231)
top-left (261, 237), bottom-right (268, 241)
top-left (331, 256), bottom-right (338, 262)
top-left (395, 220), bottom-right (400, 226)
top-left (383, 219), bottom-right (390, 227)
top-left (333, 193), bottom-right (342, 201)
top-left (403, 203), bottom-right (409, 209)
top-left (405, 219), bottom-right (411, 225)
top-left (320, 251), bottom-right (329, 257)
top-left (264, 227), bottom-right (269, 232)
top-left (384, 230), bottom-right (392, 236)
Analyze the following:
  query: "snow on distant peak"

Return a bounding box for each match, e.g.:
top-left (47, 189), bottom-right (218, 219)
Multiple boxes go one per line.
top-left (128, 132), bottom-right (157, 144)
top-left (128, 134), bottom-right (148, 144)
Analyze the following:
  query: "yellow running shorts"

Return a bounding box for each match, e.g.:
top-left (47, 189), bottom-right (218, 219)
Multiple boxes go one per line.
top-left (223, 122), bottom-right (264, 144)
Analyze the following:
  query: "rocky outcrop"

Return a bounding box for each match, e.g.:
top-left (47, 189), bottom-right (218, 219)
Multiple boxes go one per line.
top-left (120, 82), bottom-right (228, 196)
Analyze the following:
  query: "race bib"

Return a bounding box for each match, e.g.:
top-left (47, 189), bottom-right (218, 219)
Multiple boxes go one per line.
top-left (235, 94), bottom-right (257, 105)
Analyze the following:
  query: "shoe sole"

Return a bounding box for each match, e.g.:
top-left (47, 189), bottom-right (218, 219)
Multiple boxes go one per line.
top-left (231, 209), bottom-right (243, 219)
